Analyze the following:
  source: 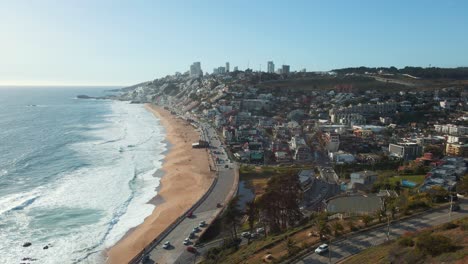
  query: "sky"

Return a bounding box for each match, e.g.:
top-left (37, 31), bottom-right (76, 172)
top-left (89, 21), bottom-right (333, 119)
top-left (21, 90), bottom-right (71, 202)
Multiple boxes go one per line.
top-left (0, 0), bottom-right (467, 86)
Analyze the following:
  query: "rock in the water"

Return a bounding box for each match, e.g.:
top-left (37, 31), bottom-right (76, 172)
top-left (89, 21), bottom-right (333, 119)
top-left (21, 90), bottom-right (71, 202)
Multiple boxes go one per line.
top-left (23, 242), bottom-right (32, 247)
top-left (43, 245), bottom-right (49, 249)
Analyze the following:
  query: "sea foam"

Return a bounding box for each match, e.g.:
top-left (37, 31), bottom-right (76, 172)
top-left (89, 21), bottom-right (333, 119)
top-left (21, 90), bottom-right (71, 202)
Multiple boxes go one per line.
top-left (0, 101), bottom-right (166, 264)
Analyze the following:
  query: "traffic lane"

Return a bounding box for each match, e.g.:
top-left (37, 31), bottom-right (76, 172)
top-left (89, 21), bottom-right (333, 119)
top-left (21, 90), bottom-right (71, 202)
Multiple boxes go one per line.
top-left (196, 168), bottom-right (235, 214)
top-left (297, 204), bottom-right (467, 264)
top-left (148, 210), bottom-right (216, 264)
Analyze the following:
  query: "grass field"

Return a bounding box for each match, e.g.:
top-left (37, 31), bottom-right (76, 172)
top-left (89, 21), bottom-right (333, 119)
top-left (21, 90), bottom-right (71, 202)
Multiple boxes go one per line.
top-left (389, 174), bottom-right (425, 185)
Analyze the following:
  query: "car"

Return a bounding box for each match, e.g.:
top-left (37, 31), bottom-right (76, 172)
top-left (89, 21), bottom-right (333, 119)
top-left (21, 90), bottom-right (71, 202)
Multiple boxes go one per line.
top-left (199, 221), bottom-right (206, 227)
top-left (250, 233), bottom-right (257, 239)
top-left (256, 227), bottom-right (265, 234)
top-left (241, 232), bottom-right (251, 238)
top-left (189, 232), bottom-right (196, 239)
top-left (225, 165), bottom-right (229, 168)
top-left (193, 226), bottom-right (200, 232)
top-left (186, 246), bottom-right (197, 253)
top-left (162, 241), bottom-right (171, 249)
top-left (315, 244), bottom-right (328, 254)
top-left (216, 203), bottom-right (223, 208)
top-left (183, 238), bottom-right (190, 245)
top-left (186, 211), bottom-right (194, 218)
top-left (451, 204), bottom-right (461, 211)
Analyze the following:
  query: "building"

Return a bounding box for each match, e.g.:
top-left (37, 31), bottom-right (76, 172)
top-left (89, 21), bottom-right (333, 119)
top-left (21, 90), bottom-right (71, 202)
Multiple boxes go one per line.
top-left (213, 66), bottom-right (226, 75)
top-left (282, 65), bottom-right (290, 74)
top-left (434, 124), bottom-right (468, 136)
top-left (298, 170), bottom-right (315, 187)
top-left (267, 61), bottom-right (275, 73)
top-left (233, 66), bottom-right (239, 71)
top-left (446, 143), bottom-right (468, 157)
top-left (323, 132), bottom-right (340, 152)
top-left (190, 62), bottom-right (202, 77)
top-left (350, 171), bottom-right (378, 186)
top-left (388, 143), bottom-right (423, 161)
top-left (225, 62), bottom-right (230, 73)
top-left (330, 102), bottom-right (397, 117)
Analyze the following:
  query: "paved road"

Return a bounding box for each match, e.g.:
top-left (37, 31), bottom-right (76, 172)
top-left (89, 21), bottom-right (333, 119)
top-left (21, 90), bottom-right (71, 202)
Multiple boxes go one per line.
top-left (146, 123), bottom-right (237, 264)
top-left (295, 200), bottom-right (468, 264)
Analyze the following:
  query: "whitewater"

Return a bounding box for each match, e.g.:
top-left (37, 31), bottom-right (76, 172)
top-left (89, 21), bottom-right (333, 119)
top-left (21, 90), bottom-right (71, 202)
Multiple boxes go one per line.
top-left (0, 87), bottom-right (166, 263)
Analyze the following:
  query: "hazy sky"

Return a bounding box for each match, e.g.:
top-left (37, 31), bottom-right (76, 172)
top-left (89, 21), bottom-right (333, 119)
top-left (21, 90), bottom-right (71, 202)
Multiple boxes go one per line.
top-left (1, 0), bottom-right (467, 86)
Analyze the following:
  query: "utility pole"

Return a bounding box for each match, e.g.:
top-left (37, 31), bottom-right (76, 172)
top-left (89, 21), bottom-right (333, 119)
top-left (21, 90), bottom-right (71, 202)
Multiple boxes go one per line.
top-left (328, 236), bottom-right (332, 264)
top-left (386, 214), bottom-right (390, 240)
top-left (449, 193), bottom-right (453, 221)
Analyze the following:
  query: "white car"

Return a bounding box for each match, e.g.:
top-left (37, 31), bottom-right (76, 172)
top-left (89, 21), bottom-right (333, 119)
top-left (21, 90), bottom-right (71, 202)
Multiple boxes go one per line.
top-left (162, 241), bottom-right (171, 249)
top-left (183, 238), bottom-right (190, 245)
top-left (241, 232), bottom-right (251, 238)
top-left (315, 244), bottom-right (328, 254)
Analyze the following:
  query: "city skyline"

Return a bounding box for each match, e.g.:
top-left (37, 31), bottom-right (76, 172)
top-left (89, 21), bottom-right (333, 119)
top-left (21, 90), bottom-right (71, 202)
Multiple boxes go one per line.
top-left (1, 0), bottom-right (468, 86)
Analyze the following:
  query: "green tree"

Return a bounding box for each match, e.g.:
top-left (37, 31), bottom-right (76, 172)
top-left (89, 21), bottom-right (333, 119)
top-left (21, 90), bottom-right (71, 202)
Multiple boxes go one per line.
top-left (457, 174), bottom-right (468, 195)
top-left (245, 199), bottom-right (258, 244)
top-left (361, 214), bottom-right (374, 227)
top-left (257, 171), bottom-right (303, 232)
top-left (331, 221), bottom-right (344, 236)
top-left (286, 238), bottom-right (300, 256)
top-left (224, 196), bottom-right (242, 241)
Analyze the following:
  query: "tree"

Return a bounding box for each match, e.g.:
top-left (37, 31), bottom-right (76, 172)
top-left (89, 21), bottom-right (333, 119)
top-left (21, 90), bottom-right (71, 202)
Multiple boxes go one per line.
top-left (245, 199), bottom-right (258, 244)
top-left (286, 238), bottom-right (300, 256)
top-left (361, 214), bottom-right (374, 227)
top-left (346, 219), bottom-right (356, 231)
top-left (257, 171), bottom-right (303, 232)
top-left (423, 145), bottom-right (443, 158)
top-left (331, 221), bottom-right (344, 236)
top-left (457, 174), bottom-right (468, 195)
top-left (314, 214), bottom-right (331, 239)
top-left (224, 196), bottom-right (242, 241)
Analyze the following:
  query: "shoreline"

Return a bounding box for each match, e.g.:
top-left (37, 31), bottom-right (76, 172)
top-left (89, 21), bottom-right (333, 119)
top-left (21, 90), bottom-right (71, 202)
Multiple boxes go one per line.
top-left (106, 104), bottom-right (214, 263)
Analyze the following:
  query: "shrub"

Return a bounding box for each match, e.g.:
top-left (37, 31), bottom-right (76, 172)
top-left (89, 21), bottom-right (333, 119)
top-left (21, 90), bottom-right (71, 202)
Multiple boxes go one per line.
top-left (442, 222), bottom-right (458, 230)
top-left (398, 236), bottom-right (415, 247)
top-left (415, 234), bottom-right (456, 257)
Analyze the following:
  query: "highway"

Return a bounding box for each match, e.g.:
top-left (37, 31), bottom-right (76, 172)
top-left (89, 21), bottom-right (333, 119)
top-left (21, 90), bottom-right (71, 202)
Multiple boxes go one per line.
top-left (145, 122), bottom-right (238, 264)
top-left (294, 199), bottom-right (468, 264)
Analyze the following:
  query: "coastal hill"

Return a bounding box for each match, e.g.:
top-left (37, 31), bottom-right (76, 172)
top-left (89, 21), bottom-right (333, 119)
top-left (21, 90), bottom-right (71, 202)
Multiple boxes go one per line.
top-left (115, 67), bottom-right (468, 107)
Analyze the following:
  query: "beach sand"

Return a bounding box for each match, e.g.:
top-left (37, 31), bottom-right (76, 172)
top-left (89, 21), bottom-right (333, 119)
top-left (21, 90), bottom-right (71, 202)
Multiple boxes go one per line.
top-left (106, 104), bottom-right (214, 264)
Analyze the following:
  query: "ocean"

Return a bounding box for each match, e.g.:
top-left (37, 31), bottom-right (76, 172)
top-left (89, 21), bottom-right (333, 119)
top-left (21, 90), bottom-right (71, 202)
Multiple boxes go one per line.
top-left (0, 87), bottom-right (166, 263)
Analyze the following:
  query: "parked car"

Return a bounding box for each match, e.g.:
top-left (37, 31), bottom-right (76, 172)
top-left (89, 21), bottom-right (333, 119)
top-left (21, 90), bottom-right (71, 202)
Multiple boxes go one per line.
top-left (315, 244), bottom-right (328, 254)
top-left (186, 211), bottom-right (194, 218)
top-left (241, 232), bottom-right (251, 238)
top-left (162, 241), bottom-right (171, 249)
top-left (199, 221), bottom-right (206, 227)
top-left (193, 226), bottom-right (200, 233)
top-left (186, 246), bottom-right (197, 253)
top-left (451, 204), bottom-right (461, 211)
top-left (189, 232), bottom-right (196, 239)
top-left (183, 238), bottom-right (190, 245)
top-left (256, 227), bottom-right (265, 234)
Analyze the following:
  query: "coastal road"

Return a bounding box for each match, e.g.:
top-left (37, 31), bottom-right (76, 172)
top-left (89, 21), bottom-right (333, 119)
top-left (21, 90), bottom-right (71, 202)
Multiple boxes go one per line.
top-left (147, 123), bottom-right (238, 264)
top-left (294, 199), bottom-right (468, 264)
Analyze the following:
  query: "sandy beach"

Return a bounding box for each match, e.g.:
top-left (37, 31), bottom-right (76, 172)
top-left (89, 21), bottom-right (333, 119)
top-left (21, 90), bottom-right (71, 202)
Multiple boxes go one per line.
top-left (106, 104), bottom-right (214, 264)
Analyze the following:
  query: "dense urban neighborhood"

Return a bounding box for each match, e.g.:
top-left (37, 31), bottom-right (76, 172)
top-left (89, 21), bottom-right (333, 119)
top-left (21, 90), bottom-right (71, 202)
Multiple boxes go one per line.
top-left (117, 64), bottom-right (468, 263)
